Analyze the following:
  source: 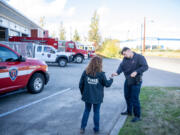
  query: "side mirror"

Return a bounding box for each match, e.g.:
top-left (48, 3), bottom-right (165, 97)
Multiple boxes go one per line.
top-left (19, 55), bottom-right (26, 62)
top-left (50, 50), bottom-right (55, 54)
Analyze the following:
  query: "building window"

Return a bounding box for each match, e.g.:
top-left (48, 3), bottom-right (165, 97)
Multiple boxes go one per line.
top-left (9, 29), bottom-right (20, 36)
top-left (0, 27), bottom-right (6, 41)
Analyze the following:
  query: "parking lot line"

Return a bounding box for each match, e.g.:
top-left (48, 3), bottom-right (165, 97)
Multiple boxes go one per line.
top-left (0, 88), bottom-right (71, 118)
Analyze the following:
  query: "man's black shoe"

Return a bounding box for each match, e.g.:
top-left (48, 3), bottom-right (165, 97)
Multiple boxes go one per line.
top-left (121, 111), bottom-right (132, 116)
top-left (94, 131), bottom-right (99, 135)
top-left (93, 128), bottom-right (99, 135)
top-left (131, 117), bottom-right (141, 122)
top-left (80, 128), bottom-right (85, 134)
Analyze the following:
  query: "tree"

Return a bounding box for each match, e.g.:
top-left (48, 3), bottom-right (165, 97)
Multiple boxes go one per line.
top-left (88, 10), bottom-right (101, 48)
top-left (59, 21), bottom-right (66, 40)
top-left (51, 31), bottom-right (56, 38)
top-left (99, 39), bottom-right (121, 58)
top-left (39, 16), bottom-right (45, 28)
top-left (73, 29), bottom-right (80, 41)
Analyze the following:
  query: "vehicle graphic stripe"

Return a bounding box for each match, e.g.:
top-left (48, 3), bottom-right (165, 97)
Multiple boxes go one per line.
top-left (0, 69), bottom-right (34, 79)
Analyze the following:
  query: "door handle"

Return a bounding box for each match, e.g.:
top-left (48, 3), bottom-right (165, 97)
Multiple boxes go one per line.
top-left (0, 66), bottom-right (7, 69)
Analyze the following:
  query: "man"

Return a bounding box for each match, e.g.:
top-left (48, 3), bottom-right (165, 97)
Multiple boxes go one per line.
top-left (112, 47), bottom-right (148, 122)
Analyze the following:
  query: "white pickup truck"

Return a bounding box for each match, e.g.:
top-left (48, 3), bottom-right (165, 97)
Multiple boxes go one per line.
top-left (0, 42), bottom-right (74, 67)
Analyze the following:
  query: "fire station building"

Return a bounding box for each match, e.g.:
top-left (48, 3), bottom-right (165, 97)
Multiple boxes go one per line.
top-left (0, 0), bottom-right (44, 41)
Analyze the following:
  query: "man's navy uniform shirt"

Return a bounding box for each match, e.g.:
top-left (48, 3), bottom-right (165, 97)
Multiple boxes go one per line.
top-left (116, 52), bottom-right (148, 78)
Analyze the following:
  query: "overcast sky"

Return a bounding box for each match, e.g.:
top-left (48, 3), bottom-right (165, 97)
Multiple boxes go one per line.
top-left (7, 0), bottom-right (180, 40)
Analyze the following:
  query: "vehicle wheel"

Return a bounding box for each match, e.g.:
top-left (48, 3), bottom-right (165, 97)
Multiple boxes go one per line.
top-left (75, 55), bottom-right (83, 63)
top-left (58, 58), bottom-right (67, 67)
top-left (27, 73), bottom-right (45, 94)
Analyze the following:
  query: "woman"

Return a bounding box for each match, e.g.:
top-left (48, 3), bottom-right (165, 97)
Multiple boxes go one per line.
top-left (79, 56), bottom-right (113, 134)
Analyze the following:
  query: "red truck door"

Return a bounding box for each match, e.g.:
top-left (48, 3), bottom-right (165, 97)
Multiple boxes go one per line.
top-left (0, 45), bottom-right (29, 92)
top-left (66, 41), bottom-right (75, 53)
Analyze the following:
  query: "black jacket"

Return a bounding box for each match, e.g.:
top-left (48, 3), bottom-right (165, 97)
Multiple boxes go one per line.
top-left (116, 52), bottom-right (148, 85)
top-left (117, 52), bottom-right (148, 77)
top-left (79, 71), bottom-right (113, 104)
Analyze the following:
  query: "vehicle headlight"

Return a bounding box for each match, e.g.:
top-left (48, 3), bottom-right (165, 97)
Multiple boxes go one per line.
top-left (41, 60), bottom-right (48, 71)
top-left (41, 60), bottom-right (46, 65)
top-left (46, 66), bottom-right (48, 72)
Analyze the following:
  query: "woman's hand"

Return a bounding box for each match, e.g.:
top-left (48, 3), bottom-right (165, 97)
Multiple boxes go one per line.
top-left (111, 73), bottom-right (118, 77)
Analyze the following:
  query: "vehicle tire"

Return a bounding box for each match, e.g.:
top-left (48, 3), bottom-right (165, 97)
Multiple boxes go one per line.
top-left (75, 55), bottom-right (83, 63)
top-left (58, 58), bottom-right (67, 67)
top-left (27, 73), bottom-right (45, 94)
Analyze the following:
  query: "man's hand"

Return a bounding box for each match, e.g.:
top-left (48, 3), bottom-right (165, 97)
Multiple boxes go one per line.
top-left (130, 71), bottom-right (137, 78)
top-left (111, 73), bottom-right (118, 77)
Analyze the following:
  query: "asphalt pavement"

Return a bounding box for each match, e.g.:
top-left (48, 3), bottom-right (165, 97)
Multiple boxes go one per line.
top-left (146, 56), bottom-right (180, 74)
top-left (0, 57), bottom-right (180, 135)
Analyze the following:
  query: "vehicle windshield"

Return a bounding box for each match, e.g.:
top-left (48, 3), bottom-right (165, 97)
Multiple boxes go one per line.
top-left (68, 43), bottom-right (74, 48)
top-left (0, 46), bottom-right (19, 62)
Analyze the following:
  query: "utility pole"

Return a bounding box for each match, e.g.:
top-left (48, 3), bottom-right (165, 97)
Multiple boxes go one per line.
top-left (143, 17), bottom-right (146, 53)
top-left (141, 24), bottom-right (143, 54)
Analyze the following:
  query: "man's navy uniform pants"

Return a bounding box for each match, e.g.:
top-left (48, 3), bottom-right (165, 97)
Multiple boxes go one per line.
top-left (124, 80), bottom-right (142, 118)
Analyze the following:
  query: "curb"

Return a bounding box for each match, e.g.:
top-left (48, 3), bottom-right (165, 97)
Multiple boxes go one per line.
top-left (109, 105), bottom-right (127, 135)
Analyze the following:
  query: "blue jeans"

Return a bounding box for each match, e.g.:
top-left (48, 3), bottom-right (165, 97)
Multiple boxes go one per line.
top-left (81, 102), bottom-right (101, 132)
top-left (124, 80), bottom-right (142, 118)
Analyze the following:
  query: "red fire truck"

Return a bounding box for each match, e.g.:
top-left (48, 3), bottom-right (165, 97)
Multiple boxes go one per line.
top-left (0, 43), bottom-right (49, 94)
top-left (9, 37), bottom-right (88, 63)
top-left (9, 36), bottom-right (59, 49)
top-left (76, 43), bottom-right (96, 58)
top-left (58, 40), bottom-right (88, 63)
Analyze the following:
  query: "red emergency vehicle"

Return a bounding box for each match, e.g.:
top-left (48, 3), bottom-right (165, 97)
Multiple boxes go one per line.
top-left (9, 36), bottom-right (87, 63)
top-left (9, 36), bottom-right (88, 63)
top-left (58, 40), bottom-right (88, 63)
top-left (0, 43), bottom-right (49, 94)
top-left (9, 36), bottom-right (58, 49)
top-left (76, 43), bottom-right (96, 58)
